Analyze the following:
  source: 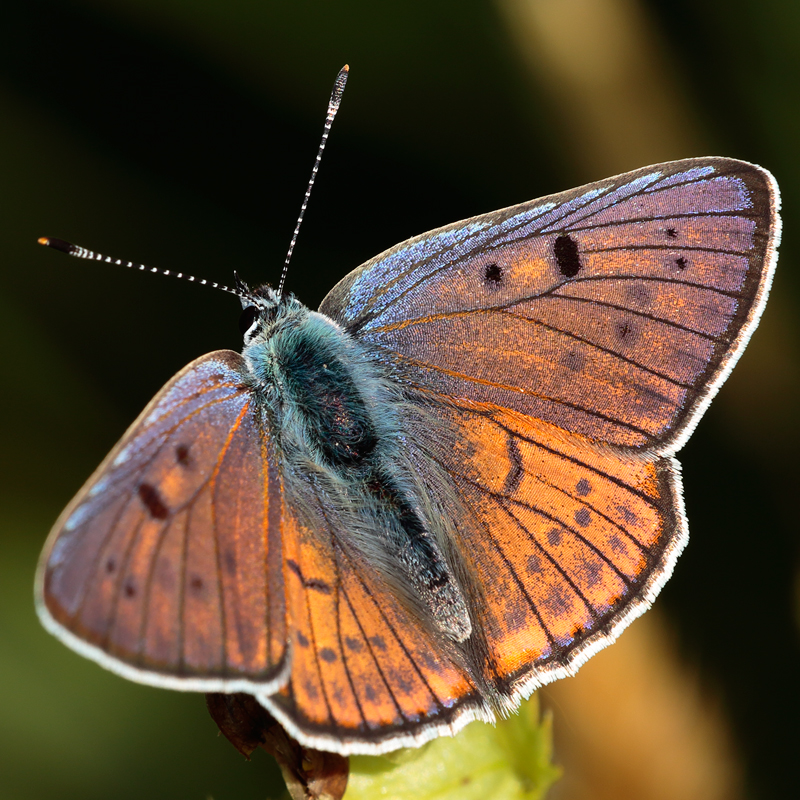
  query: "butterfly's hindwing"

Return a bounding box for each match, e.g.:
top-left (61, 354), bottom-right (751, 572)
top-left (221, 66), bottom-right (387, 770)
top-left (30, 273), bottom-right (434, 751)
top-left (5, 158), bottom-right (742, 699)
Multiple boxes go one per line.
top-left (418, 400), bottom-right (684, 697)
top-left (259, 488), bottom-right (488, 755)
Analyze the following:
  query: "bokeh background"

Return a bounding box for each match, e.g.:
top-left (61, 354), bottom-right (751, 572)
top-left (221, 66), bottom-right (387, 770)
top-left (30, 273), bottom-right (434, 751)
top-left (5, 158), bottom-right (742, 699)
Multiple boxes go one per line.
top-left (1, 1), bottom-right (798, 798)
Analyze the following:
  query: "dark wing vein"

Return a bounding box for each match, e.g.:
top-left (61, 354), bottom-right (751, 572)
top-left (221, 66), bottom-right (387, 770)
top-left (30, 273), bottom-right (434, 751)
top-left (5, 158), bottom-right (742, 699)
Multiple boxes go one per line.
top-left (302, 561), bottom-right (335, 727)
top-left (177, 511), bottom-right (189, 671)
top-left (585, 244), bottom-right (750, 257)
top-left (338, 543), bottom-right (445, 716)
top-left (317, 503), bottom-right (368, 729)
top-left (372, 308), bottom-right (696, 390)
top-left (391, 352), bottom-right (655, 438)
top-left (207, 399), bottom-right (253, 674)
top-left (73, 488), bottom-right (140, 624)
top-left (335, 564), bottom-right (406, 721)
top-left (498, 498), bottom-right (599, 618)
top-left (138, 509), bottom-right (177, 664)
top-left (563, 210), bottom-right (759, 233)
top-left (105, 516), bottom-right (147, 647)
top-left (457, 488), bottom-right (558, 650)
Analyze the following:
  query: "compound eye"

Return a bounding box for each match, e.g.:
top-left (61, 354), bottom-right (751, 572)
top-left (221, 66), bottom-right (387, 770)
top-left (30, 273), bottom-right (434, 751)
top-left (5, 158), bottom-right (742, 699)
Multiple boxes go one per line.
top-left (238, 305), bottom-right (259, 336)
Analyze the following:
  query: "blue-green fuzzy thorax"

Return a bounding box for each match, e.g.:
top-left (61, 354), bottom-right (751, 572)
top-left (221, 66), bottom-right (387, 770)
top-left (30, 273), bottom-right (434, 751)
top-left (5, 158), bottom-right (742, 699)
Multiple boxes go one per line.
top-left (242, 298), bottom-right (390, 475)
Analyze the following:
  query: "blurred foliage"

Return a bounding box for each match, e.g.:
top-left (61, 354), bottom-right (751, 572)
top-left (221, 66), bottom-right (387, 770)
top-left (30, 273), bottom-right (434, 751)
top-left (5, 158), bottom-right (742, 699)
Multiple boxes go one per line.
top-left (348, 697), bottom-right (560, 800)
top-left (0, 1), bottom-right (798, 798)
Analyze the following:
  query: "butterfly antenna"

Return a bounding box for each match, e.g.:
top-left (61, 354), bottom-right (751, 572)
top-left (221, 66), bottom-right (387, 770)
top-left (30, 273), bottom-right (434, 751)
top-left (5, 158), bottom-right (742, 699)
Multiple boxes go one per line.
top-left (277, 64), bottom-right (349, 298)
top-left (37, 237), bottom-right (251, 301)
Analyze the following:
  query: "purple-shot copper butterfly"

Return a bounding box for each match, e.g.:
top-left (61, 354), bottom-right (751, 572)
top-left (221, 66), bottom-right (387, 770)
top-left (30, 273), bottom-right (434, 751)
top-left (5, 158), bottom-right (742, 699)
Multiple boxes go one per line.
top-left (35, 65), bottom-right (780, 754)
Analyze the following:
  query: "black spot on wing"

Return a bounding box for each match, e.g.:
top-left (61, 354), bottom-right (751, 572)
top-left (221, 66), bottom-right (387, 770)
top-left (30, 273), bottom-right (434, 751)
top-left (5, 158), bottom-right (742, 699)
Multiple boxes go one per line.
top-left (574, 508), bottom-right (591, 527)
top-left (484, 263), bottom-right (503, 284)
top-left (319, 647), bottom-right (338, 663)
top-left (627, 283), bottom-right (650, 302)
top-left (306, 578), bottom-right (332, 594)
top-left (561, 350), bottom-right (584, 372)
top-left (137, 483), bottom-right (169, 519)
top-left (527, 554), bottom-right (543, 574)
top-left (542, 584), bottom-right (572, 616)
top-left (503, 435), bottom-right (523, 495)
top-left (175, 444), bottom-right (191, 466)
top-left (287, 559), bottom-right (303, 581)
top-left (554, 234), bottom-right (582, 277)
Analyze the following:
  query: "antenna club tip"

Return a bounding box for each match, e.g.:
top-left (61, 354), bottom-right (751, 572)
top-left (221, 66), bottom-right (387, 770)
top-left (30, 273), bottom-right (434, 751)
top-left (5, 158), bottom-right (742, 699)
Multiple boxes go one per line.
top-left (330, 66), bottom-right (349, 107)
top-left (38, 237), bottom-right (76, 254)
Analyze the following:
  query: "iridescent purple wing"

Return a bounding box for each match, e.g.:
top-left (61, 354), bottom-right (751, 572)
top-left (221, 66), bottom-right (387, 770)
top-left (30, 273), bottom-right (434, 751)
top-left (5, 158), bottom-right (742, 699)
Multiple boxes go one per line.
top-left (320, 158), bottom-right (780, 453)
top-left (36, 352), bottom-right (290, 695)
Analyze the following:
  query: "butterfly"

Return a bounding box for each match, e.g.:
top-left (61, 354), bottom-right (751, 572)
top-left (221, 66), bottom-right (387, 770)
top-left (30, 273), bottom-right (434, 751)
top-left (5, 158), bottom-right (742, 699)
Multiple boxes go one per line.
top-left (36, 156), bottom-right (780, 756)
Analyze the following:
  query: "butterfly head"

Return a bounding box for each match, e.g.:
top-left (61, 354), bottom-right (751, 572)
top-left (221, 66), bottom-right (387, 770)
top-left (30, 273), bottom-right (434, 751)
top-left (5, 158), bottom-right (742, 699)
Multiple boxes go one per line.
top-left (236, 274), bottom-right (307, 347)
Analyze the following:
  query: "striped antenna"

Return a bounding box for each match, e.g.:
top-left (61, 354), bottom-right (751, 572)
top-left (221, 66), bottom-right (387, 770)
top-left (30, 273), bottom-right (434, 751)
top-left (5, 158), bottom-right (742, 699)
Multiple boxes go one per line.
top-left (37, 237), bottom-right (250, 301)
top-left (277, 64), bottom-right (349, 298)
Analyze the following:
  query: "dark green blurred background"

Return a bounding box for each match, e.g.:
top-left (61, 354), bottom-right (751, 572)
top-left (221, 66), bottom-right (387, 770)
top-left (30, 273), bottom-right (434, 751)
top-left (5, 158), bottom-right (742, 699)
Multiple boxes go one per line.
top-left (1, 1), bottom-right (797, 798)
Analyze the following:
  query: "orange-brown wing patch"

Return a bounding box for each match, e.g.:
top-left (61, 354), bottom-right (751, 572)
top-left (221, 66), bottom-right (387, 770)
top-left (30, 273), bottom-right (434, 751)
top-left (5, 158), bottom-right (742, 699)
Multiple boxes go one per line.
top-left (261, 499), bottom-right (482, 751)
top-left (38, 352), bottom-right (288, 691)
top-left (373, 311), bottom-right (684, 448)
top-left (428, 402), bottom-right (680, 693)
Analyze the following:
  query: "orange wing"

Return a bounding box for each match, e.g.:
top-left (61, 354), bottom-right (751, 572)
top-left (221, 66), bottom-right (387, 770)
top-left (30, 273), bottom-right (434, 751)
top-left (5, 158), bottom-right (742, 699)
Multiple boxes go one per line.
top-left (36, 352), bottom-right (289, 695)
top-left (257, 491), bottom-right (487, 755)
top-left (416, 399), bottom-right (684, 699)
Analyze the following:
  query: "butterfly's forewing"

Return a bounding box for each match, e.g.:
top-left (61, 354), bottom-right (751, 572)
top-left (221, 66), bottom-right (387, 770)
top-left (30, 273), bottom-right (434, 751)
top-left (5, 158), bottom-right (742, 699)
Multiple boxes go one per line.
top-left (257, 492), bottom-right (488, 754)
top-left (36, 352), bottom-right (290, 694)
top-left (321, 158), bottom-right (779, 453)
